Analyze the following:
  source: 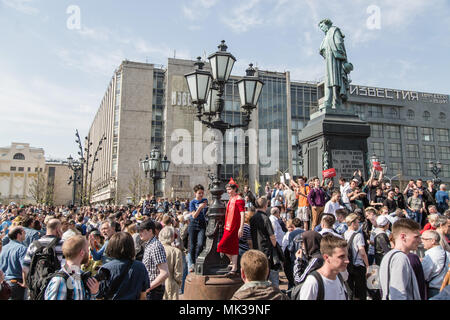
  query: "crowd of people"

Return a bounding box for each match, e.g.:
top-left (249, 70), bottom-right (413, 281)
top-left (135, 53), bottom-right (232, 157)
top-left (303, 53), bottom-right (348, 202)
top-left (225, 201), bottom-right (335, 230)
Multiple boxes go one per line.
top-left (0, 167), bottom-right (449, 300)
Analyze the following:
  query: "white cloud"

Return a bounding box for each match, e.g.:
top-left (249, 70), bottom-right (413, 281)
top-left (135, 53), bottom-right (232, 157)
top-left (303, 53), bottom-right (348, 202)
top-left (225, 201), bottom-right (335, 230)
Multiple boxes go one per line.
top-left (0, 69), bottom-right (99, 158)
top-left (56, 48), bottom-right (125, 76)
top-left (2, 0), bottom-right (39, 15)
top-left (133, 38), bottom-right (192, 61)
top-left (77, 26), bottom-right (111, 41)
top-left (182, 0), bottom-right (218, 20)
top-left (222, 0), bottom-right (263, 33)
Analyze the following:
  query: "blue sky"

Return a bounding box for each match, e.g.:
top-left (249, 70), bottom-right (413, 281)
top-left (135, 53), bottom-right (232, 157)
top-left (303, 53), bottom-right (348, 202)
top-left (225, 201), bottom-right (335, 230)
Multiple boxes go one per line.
top-left (1, 0), bottom-right (449, 159)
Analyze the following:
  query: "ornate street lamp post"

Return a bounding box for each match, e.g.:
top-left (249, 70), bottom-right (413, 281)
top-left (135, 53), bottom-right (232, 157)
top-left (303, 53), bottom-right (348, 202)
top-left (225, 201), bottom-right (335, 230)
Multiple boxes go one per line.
top-left (67, 155), bottom-right (82, 206)
top-left (140, 146), bottom-right (170, 198)
top-left (183, 40), bottom-right (263, 298)
top-left (428, 160), bottom-right (442, 186)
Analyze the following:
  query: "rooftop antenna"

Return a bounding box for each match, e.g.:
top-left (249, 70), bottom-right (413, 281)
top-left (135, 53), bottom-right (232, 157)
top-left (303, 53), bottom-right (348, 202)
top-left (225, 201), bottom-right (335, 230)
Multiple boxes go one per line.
top-left (202, 50), bottom-right (207, 61)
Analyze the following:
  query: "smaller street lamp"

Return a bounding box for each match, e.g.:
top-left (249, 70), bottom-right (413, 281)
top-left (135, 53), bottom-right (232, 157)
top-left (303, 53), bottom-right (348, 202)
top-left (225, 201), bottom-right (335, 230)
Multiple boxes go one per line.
top-left (140, 146), bottom-right (170, 197)
top-left (428, 160), bottom-right (442, 185)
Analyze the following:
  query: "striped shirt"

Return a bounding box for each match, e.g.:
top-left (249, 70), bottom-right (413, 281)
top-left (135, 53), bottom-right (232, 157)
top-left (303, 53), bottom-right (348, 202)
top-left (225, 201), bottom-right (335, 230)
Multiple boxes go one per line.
top-left (238, 223), bottom-right (251, 252)
top-left (142, 236), bottom-right (167, 284)
top-left (22, 235), bottom-right (65, 271)
top-left (44, 265), bottom-right (94, 300)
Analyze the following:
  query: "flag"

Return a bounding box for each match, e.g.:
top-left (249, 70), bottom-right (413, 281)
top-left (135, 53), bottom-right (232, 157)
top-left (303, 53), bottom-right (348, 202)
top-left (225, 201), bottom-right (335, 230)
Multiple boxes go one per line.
top-left (254, 179), bottom-right (261, 195)
top-left (322, 168), bottom-right (337, 179)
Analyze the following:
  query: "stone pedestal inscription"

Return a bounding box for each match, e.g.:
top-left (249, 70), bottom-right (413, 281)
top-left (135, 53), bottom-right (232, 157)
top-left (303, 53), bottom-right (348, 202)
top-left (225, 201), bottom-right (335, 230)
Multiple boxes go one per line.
top-left (331, 150), bottom-right (365, 179)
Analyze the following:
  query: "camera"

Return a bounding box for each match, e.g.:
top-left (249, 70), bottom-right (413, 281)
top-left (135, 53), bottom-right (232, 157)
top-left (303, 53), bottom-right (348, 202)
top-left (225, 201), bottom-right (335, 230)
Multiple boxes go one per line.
top-left (81, 268), bottom-right (111, 283)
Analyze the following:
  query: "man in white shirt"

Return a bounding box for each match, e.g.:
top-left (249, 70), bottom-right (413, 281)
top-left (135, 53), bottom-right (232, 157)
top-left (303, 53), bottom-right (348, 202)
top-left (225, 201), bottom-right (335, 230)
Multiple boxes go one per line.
top-left (379, 218), bottom-right (422, 300)
top-left (299, 234), bottom-right (349, 300)
top-left (271, 183), bottom-right (284, 208)
top-left (421, 230), bottom-right (450, 298)
top-left (324, 191), bottom-right (343, 218)
top-left (339, 178), bottom-right (352, 211)
top-left (344, 213), bottom-right (369, 300)
top-left (269, 207), bottom-right (285, 247)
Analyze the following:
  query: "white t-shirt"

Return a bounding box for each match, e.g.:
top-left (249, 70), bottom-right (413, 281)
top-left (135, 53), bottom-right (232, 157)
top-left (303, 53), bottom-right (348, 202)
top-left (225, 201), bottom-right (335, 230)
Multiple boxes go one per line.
top-left (299, 272), bottom-right (347, 300)
top-left (344, 230), bottom-right (366, 267)
top-left (340, 183), bottom-right (351, 204)
top-left (323, 200), bottom-right (343, 217)
top-left (269, 215), bottom-right (285, 246)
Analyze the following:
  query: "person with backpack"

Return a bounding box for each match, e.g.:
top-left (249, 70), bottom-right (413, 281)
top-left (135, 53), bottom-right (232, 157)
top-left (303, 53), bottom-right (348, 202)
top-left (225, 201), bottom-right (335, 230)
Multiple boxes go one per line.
top-left (0, 227), bottom-right (27, 300)
top-left (344, 213), bottom-right (369, 300)
top-left (374, 215), bottom-right (391, 266)
top-left (299, 234), bottom-right (349, 300)
top-left (95, 232), bottom-right (149, 300)
top-left (22, 219), bottom-right (65, 299)
top-left (44, 235), bottom-right (99, 300)
top-left (292, 230), bottom-right (324, 285)
top-left (379, 218), bottom-right (422, 300)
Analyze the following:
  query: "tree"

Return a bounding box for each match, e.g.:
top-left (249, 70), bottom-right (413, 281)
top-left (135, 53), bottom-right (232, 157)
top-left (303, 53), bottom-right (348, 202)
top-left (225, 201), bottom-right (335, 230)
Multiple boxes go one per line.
top-left (235, 166), bottom-right (249, 191)
top-left (45, 182), bottom-right (55, 206)
top-left (127, 169), bottom-right (149, 205)
top-left (29, 171), bottom-right (47, 204)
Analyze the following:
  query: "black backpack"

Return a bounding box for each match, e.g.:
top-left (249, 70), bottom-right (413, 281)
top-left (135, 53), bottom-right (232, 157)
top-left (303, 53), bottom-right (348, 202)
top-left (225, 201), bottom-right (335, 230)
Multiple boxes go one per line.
top-left (290, 270), bottom-right (347, 300)
top-left (346, 232), bottom-right (359, 274)
top-left (27, 237), bottom-right (61, 300)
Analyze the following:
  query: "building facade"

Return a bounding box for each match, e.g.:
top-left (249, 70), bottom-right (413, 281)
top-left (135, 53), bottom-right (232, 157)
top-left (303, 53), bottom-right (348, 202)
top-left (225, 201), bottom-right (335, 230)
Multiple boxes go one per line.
top-left (87, 58), bottom-right (450, 204)
top-left (0, 143), bottom-right (46, 204)
top-left (0, 143), bottom-right (73, 205)
top-left (45, 160), bottom-right (73, 206)
top-left (345, 84), bottom-right (450, 186)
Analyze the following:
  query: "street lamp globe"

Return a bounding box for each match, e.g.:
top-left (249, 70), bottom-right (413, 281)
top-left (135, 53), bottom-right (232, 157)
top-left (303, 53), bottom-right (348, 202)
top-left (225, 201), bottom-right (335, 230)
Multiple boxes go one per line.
top-left (67, 155), bottom-right (73, 166)
top-left (436, 161), bottom-right (442, 169)
top-left (237, 63), bottom-right (264, 112)
top-left (141, 155), bottom-right (150, 173)
top-left (150, 146), bottom-right (161, 171)
top-left (380, 160), bottom-right (387, 172)
top-left (161, 155), bottom-right (171, 174)
top-left (205, 87), bottom-right (220, 115)
top-left (208, 40), bottom-right (236, 83)
top-left (370, 153), bottom-right (378, 164)
top-left (185, 57), bottom-right (211, 105)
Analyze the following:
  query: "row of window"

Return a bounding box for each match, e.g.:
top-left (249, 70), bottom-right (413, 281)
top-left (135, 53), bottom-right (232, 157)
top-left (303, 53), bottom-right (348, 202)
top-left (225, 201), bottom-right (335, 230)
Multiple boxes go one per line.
top-left (371, 125), bottom-right (449, 142)
top-left (376, 161), bottom-right (450, 179)
top-left (10, 167), bottom-right (43, 172)
top-left (371, 142), bottom-right (450, 160)
top-left (354, 104), bottom-right (447, 122)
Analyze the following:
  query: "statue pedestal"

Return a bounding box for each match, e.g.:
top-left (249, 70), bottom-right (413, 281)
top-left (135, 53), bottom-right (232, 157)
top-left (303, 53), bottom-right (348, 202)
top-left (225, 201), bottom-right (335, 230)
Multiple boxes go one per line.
top-left (298, 110), bottom-right (371, 181)
top-left (182, 273), bottom-right (243, 300)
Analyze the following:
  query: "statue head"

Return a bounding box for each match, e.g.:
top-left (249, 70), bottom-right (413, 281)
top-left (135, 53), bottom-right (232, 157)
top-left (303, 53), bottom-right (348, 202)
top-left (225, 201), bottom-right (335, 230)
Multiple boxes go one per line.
top-left (319, 19), bottom-right (333, 33)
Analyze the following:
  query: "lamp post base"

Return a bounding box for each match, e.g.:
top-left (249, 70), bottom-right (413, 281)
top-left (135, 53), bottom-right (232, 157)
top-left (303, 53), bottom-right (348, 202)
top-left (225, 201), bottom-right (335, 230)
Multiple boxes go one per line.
top-left (182, 273), bottom-right (243, 300)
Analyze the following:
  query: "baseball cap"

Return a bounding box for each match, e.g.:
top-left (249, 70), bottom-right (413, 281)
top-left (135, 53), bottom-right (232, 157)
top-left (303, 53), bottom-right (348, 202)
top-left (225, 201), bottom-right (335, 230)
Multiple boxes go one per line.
top-left (376, 215), bottom-right (390, 227)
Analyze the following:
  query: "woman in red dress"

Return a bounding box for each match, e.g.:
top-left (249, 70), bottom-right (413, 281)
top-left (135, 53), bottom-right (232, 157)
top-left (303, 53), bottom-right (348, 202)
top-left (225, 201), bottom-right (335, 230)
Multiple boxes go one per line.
top-left (217, 178), bottom-right (245, 275)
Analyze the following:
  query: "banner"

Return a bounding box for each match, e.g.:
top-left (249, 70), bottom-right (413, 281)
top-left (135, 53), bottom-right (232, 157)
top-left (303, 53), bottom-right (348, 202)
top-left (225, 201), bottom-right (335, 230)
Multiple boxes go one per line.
top-left (372, 161), bottom-right (382, 171)
top-left (322, 168), bottom-right (337, 179)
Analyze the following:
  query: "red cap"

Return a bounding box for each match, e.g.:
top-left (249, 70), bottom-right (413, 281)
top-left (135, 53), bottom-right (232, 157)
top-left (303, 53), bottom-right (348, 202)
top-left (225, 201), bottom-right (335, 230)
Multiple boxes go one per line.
top-left (227, 177), bottom-right (238, 189)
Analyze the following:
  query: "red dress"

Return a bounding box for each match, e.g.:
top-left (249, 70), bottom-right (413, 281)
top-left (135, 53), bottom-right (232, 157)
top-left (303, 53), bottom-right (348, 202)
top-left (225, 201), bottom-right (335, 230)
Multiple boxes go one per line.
top-left (217, 196), bottom-right (245, 255)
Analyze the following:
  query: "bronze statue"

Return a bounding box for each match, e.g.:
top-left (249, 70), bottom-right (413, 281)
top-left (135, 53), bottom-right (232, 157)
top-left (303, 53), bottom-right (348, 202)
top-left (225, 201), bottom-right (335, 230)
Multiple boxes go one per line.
top-left (319, 19), bottom-right (353, 110)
